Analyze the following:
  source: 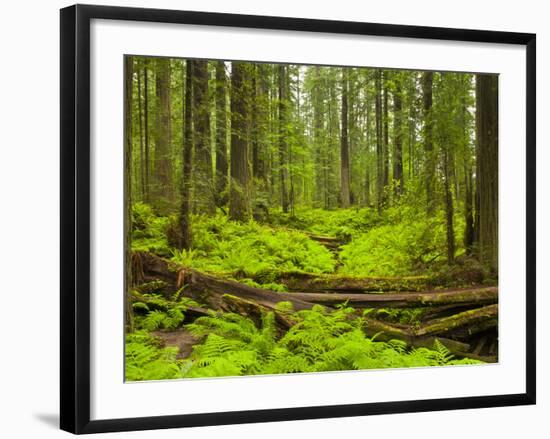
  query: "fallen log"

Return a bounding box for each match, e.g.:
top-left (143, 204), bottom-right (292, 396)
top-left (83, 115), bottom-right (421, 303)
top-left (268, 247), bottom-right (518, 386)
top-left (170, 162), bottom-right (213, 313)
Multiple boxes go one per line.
top-left (132, 251), bottom-right (317, 313)
top-left (133, 252), bottom-right (498, 360)
top-left (277, 271), bottom-right (435, 292)
top-left (415, 304), bottom-right (498, 337)
top-left (134, 252), bottom-right (497, 310)
top-left (361, 305), bottom-right (497, 349)
top-left (287, 287), bottom-right (497, 308)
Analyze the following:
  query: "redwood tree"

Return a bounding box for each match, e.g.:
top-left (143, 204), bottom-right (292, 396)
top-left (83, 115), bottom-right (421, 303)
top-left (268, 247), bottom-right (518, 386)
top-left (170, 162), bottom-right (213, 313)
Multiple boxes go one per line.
top-left (340, 68), bottom-right (351, 208)
top-left (475, 74), bottom-right (499, 273)
top-left (229, 62), bottom-right (251, 221)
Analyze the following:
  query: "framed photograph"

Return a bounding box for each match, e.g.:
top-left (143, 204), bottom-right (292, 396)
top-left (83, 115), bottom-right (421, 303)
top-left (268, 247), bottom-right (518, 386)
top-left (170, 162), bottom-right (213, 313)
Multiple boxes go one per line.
top-left (60, 4), bottom-right (536, 434)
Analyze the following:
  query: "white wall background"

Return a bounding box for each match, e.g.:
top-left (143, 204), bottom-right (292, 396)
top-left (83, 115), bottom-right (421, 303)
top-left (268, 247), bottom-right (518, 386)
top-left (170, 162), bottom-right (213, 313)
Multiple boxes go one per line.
top-left (0, 0), bottom-right (546, 437)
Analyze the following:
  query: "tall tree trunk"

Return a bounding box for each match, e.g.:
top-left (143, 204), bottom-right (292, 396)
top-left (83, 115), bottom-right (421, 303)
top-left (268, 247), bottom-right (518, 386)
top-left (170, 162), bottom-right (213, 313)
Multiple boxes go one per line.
top-left (278, 65), bottom-right (290, 212)
top-left (393, 75), bottom-right (404, 195)
top-left (383, 73), bottom-right (390, 192)
top-left (251, 66), bottom-right (259, 179)
top-left (137, 66), bottom-right (145, 201)
top-left (256, 63), bottom-right (269, 186)
top-left (475, 74), bottom-right (499, 273)
top-left (375, 69), bottom-right (383, 213)
top-left (124, 56), bottom-right (134, 332)
top-left (153, 58), bottom-right (173, 213)
top-left (313, 67), bottom-right (324, 207)
top-left (214, 61), bottom-right (228, 207)
top-left (422, 71), bottom-right (435, 215)
top-left (464, 161), bottom-right (475, 253)
top-left (443, 148), bottom-right (455, 263)
top-left (407, 74), bottom-right (416, 179)
top-left (143, 63), bottom-right (150, 204)
top-left (340, 68), bottom-right (351, 208)
top-left (287, 67), bottom-right (295, 215)
top-left (229, 62), bottom-right (251, 221)
top-left (180, 60), bottom-right (194, 249)
top-left (462, 95), bottom-right (475, 253)
top-left (193, 60), bottom-right (215, 214)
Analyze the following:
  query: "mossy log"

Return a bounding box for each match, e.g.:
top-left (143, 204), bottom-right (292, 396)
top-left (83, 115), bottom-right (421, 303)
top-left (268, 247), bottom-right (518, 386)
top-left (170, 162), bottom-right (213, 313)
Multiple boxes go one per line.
top-left (286, 287), bottom-right (497, 308)
top-left (133, 252), bottom-right (496, 311)
top-left (132, 251), bottom-right (316, 312)
top-left (276, 271), bottom-right (435, 292)
top-left (361, 305), bottom-right (498, 361)
top-left (414, 304), bottom-right (498, 337)
top-left (133, 252), bottom-right (498, 361)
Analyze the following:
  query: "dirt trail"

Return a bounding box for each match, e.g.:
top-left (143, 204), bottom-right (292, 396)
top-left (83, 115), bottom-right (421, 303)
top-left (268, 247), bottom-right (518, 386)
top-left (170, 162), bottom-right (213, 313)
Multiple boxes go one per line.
top-left (152, 329), bottom-right (198, 359)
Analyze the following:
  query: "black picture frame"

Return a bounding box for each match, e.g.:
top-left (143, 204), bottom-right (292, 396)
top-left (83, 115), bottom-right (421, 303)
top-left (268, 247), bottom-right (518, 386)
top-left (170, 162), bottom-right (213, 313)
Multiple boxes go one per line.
top-left (60, 4), bottom-right (536, 434)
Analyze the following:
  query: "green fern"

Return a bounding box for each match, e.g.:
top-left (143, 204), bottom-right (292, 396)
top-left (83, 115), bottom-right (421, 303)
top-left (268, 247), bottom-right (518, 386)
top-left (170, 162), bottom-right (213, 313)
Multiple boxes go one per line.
top-left (125, 331), bottom-right (183, 381)
top-left (128, 303), bottom-right (486, 380)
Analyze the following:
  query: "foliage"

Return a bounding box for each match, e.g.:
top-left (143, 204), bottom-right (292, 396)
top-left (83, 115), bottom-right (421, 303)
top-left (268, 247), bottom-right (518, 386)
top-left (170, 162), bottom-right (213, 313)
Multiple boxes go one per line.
top-left (125, 60), bottom-right (497, 383)
top-left (125, 331), bottom-right (183, 381)
top-left (173, 305), bottom-right (483, 379)
top-left (170, 213), bottom-right (336, 282)
top-left (131, 202), bottom-right (172, 256)
top-left (269, 207), bottom-right (380, 241)
top-left (339, 207), bottom-right (465, 276)
top-left (365, 307), bottom-right (426, 326)
top-left (132, 292), bottom-right (202, 332)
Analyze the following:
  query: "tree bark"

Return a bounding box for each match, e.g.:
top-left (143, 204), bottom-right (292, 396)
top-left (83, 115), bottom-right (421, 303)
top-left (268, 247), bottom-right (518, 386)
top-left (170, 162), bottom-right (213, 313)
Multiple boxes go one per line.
top-left (229, 62), bottom-right (251, 221)
top-left (475, 74), bottom-right (499, 273)
top-left (340, 68), bottom-right (351, 208)
top-left (215, 61), bottom-right (228, 207)
top-left (137, 65), bottom-right (145, 201)
top-left (143, 63), bottom-right (150, 204)
top-left (375, 69), bottom-right (384, 213)
top-left (382, 72), bottom-right (390, 192)
top-left (124, 56), bottom-right (134, 332)
top-left (463, 83), bottom-right (475, 255)
top-left (193, 60), bottom-right (215, 214)
top-left (443, 147), bottom-right (455, 263)
top-left (393, 75), bottom-right (404, 195)
top-left (313, 67), bottom-right (325, 207)
top-left (422, 71), bottom-right (435, 215)
top-left (152, 58), bottom-right (173, 213)
top-left (278, 64), bottom-right (290, 212)
top-left (179, 60), bottom-right (194, 249)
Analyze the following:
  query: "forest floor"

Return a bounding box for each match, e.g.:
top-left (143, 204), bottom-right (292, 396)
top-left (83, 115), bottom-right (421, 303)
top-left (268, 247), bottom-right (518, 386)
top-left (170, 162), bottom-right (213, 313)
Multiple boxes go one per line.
top-left (152, 329), bottom-right (198, 360)
top-left (126, 203), bottom-right (498, 381)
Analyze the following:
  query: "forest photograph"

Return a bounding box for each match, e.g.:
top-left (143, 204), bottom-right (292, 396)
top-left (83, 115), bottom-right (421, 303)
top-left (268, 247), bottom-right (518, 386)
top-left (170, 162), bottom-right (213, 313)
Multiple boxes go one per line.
top-left (124, 55), bottom-right (499, 382)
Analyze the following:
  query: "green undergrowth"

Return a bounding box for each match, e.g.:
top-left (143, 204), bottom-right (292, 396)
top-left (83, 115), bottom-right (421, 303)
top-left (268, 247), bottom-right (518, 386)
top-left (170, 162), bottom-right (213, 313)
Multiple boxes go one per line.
top-left (131, 202), bottom-right (172, 257)
top-left (172, 213), bottom-right (336, 278)
top-left (339, 207), bottom-right (466, 277)
top-left (131, 291), bottom-right (206, 332)
top-left (269, 207), bottom-right (380, 241)
top-left (132, 203), bottom-right (337, 290)
top-left (125, 305), bottom-right (483, 381)
top-left (131, 202), bottom-right (474, 283)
